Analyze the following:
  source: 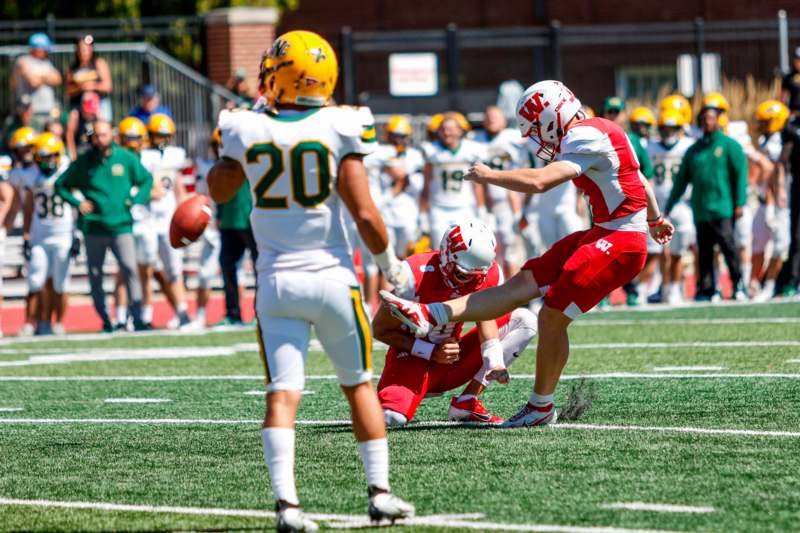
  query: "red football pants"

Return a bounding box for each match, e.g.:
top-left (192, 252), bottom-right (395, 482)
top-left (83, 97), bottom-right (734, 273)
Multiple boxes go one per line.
top-left (522, 226), bottom-right (647, 318)
top-left (377, 314), bottom-right (511, 422)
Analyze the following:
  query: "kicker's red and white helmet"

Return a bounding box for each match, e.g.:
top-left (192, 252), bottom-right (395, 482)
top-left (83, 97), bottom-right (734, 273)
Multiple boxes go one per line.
top-left (516, 80), bottom-right (582, 162)
top-left (439, 220), bottom-right (496, 287)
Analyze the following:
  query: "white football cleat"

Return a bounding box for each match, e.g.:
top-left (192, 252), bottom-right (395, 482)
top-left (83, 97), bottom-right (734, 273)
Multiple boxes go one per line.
top-left (501, 402), bottom-right (558, 428)
top-left (368, 488), bottom-right (415, 524)
top-left (378, 290), bottom-right (434, 337)
top-left (276, 506), bottom-right (318, 532)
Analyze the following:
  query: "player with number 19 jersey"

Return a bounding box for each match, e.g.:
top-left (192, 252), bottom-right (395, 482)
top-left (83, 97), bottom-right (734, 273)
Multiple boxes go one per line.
top-left (219, 105), bottom-right (377, 275)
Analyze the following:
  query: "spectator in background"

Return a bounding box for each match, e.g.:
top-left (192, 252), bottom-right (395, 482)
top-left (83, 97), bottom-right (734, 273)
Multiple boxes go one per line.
top-left (65, 91), bottom-right (100, 160)
top-left (216, 181), bottom-right (257, 326)
top-left (55, 120), bottom-right (153, 332)
top-left (776, 110), bottom-right (800, 296)
top-left (780, 47), bottom-right (800, 114)
top-left (66, 34), bottom-right (112, 120)
top-left (44, 118), bottom-right (65, 141)
top-left (1, 95), bottom-right (34, 152)
top-left (11, 33), bottom-right (62, 131)
top-left (226, 68), bottom-right (253, 109)
top-left (128, 85), bottom-right (172, 124)
top-left (666, 106), bottom-right (748, 301)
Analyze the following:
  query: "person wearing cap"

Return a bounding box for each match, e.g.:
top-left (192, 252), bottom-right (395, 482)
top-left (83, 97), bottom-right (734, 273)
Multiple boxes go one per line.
top-left (67, 34), bottom-right (113, 121)
top-left (665, 105), bottom-right (748, 301)
top-left (65, 91), bottom-right (101, 159)
top-left (226, 68), bottom-right (253, 109)
top-left (11, 33), bottom-right (62, 131)
top-left (781, 47), bottom-right (800, 114)
top-left (127, 85), bottom-right (172, 124)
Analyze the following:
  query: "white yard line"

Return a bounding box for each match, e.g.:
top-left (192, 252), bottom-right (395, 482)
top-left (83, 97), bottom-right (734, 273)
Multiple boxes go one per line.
top-left (787, 359), bottom-right (800, 364)
top-left (2, 372), bottom-right (800, 382)
top-left (0, 407), bottom-right (23, 412)
top-left (0, 417), bottom-right (798, 438)
top-left (0, 497), bottom-right (705, 533)
top-left (104, 398), bottom-right (172, 404)
top-left (0, 346), bottom-right (260, 367)
top-left (601, 502), bottom-right (716, 514)
top-left (244, 390), bottom-right (314, 396)
top-left (651, 366), bottom-right (725, 372)
top-left (576, 317), bottom-right (800, 326)
top-left (572, 341), bottom-right (800, 349)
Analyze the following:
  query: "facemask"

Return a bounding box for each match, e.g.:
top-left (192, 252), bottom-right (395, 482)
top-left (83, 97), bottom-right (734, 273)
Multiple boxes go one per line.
top-left (38, 158), bottom-right (58, 175)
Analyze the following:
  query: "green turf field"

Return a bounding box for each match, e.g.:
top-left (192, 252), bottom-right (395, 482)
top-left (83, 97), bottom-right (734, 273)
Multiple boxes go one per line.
top-left (1, 301), bottom-right (799, 532)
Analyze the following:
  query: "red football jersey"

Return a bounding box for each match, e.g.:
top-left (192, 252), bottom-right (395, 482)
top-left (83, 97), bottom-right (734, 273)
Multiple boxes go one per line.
top-left (404, 251), bottom-right (501, 343)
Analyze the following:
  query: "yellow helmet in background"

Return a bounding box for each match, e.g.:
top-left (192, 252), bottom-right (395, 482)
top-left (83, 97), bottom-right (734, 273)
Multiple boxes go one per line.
top-left (702, 91), bottom-right (730, 114)
top-left (581, 105), bottom-right (596, 119)
top-left (658, 108), bottom-right (687, 128)
top-left (118, 117), bottom-right (148, 150)
top-left (755, 100), bottom-right (790, 134)
top-left (34, 132), bottom-right (64, 158)
top-left (449, 111), bottom-right (471, 132)
top-left (427, 113), bottom-right (444, 134)
top-left (718, 113), bottom-right (729, 129)
top-left (210, 127), bottom-right (222, 147)
top-left (659, 95), bottom-right (692, 127)
top-left (386, 115), bottom-right (413, 137)
top-left (630, 107), bottom-right (656, 126)
top-left (261, 30), bottom-right (338, 107)
top-left (147, 114), bottom-right (176, 136)
top-left (9, 127), bottom-right (37, 149)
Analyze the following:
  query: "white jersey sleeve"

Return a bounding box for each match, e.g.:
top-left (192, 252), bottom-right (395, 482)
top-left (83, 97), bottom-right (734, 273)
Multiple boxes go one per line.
top-left (557, 126), bottom-right (608, 176)
top-left (332, 106), bottom-right (378, 160)
top-left (218, 109), bottom-right (249, 165)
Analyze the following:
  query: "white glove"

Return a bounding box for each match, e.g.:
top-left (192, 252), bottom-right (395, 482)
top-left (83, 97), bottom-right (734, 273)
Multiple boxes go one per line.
top-left (481, 338), bottom-right (508, 383)
top-left (374, 246), bottom-right (409, 290)
top-left (418, 211), bottom-right (431, 235)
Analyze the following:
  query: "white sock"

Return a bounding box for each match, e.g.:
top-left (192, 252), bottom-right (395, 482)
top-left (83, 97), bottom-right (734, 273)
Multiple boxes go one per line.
top-left (456, 394), bottom-right (477, 402)
top-left (116, 306), bottom-right (127, 324)
top-left (177, 302), bottom-right (188, 313)
top-left (762, 279), bottom-right (775, 294)
top-left (742, 263), bottom-right (752, 288)
top-left (358, 438), bottom-right (390, 491)
top-left (262, 428), bottom-right (299, 505)
top-left (196, 307), bottom-right (206, 323)
top-left (142, 305), bottom-right (153, 324)
top-left (383, 410), bottom-right (407, 428)
top-left (529, 392), bottom-right (554, 407)
top-left (426, 302), bottom-right (448, 326)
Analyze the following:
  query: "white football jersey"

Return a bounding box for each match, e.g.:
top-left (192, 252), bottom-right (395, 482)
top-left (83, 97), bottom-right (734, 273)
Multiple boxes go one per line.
top-left (365, 143), bottom-right (425, 199)
top-left (25, 158), bottom-right (74, 243)
top-left (759, 132), bottom-right (782, 163)
top-left (472, 128), bottom-right (523, 205)
top-left (218, 105), bottom-right (377, 274)
top-left (423, 139), bottom-right (487, 209)
top-left (0, 155), bottom-right (11, 182)
top-left (9, 164), bottom-right (38, 191)
top-left (141, 146), bottom-right (189, 233)
top-left (647, 136), bottom-right (693, 208)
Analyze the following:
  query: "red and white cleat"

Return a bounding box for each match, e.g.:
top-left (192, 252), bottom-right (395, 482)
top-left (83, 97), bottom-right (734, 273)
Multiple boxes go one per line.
top-left (501, 402), bottom-right (557, 428)
top-left (379, 290), bottom-right (435, 337)
top-left (448, 396), bottom-right (503, 424)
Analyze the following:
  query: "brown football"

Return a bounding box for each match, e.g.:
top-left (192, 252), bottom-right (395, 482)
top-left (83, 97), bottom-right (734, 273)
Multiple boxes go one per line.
top-left (170, 194), bottom-right (212, 248)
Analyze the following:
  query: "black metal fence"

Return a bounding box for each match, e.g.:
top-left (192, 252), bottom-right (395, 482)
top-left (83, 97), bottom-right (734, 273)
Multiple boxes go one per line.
top-left (0, 42), bottom-right (236, 159)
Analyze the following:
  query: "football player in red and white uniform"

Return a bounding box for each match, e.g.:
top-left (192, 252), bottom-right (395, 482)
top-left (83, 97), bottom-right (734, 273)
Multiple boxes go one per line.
top-left (380, 80), bottom-right (673, 428)
top-left (374, 220), bottom-right (537, 426)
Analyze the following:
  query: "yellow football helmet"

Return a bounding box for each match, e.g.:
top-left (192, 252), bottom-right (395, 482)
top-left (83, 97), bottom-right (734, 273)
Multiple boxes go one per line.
top-left (755, 100), bottom-right (789, 134)
top-left (34, 132), bottom-right (64, 158)
top-left (630, 107), bottom-right (656, 126)
top-left (147, 113), bottom-right (176, 136)
top-left (718, 113), bottom-right (729, 130)
top-left (9, 126), bottom-right (37, 149)
top-left (658, 108), bottom-right (686, 128)
top-left (659, 95), bottom-right (692, 127)
top-left (702, 91), bottom-right (730, 113)
top-left (386, 115), bottom-right (413, 137)
top-left (450, 111), bottom-right (471, 132)
top-left (427, 113), bottom-right (444, 134)
top-left (261, 30), bottom-right (338, 107)
top-left (581, 105), bottom-right (596, 119)
top-left (210, 127), bottom-right (222, 147)
top-left (118, 117), bottom-right (148, 150)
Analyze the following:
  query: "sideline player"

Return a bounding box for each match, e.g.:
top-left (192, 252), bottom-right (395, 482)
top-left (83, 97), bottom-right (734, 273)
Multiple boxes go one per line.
top-left (422, 113), bottom-right (488, 245)
top-left (209, 30), bottom-right (414, 531)
top-left (22, 133), bottom-right (74, 335)
top-left (375, 220), bottom-right (537, 426)
top-left (381, 80), bottom-right (673, 428)
top-left (141, 113), bottom-right (192, 328)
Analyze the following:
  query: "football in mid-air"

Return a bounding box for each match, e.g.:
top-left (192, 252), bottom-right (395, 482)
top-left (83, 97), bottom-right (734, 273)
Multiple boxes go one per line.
top-left (170, 194), bottom-right (212, 248)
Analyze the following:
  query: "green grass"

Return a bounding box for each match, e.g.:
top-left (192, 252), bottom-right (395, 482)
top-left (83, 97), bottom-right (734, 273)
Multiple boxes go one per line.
top-left (0, 302), bottom-right (799, 532)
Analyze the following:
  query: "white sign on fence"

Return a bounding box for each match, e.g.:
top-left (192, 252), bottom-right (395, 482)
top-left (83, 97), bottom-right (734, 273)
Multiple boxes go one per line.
top-left (389, 53), bottom-right (438, 96)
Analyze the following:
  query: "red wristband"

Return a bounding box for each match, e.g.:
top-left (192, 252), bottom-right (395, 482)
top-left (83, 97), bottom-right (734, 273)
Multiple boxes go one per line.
top-left (648, 216), bottom-right (664, 228)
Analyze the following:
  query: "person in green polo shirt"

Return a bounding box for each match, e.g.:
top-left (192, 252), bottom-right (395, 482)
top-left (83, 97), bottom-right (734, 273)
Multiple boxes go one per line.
top-left (216, 179), bottom-right (258, 325)
top-left (55, 119), bottom-right (153, 331)
top-left (665, 106), bottom-right (748, 301)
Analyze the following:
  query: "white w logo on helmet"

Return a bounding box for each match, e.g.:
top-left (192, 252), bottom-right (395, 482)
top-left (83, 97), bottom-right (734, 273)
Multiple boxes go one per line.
top-left (439, 219), bottom-right (497, 288)
top-left (516, 80), bottom-right (582, 162)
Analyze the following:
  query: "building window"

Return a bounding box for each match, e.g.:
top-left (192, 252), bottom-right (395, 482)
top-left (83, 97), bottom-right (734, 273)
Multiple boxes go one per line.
top-left (615, 65), bottom-right (677, 102)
